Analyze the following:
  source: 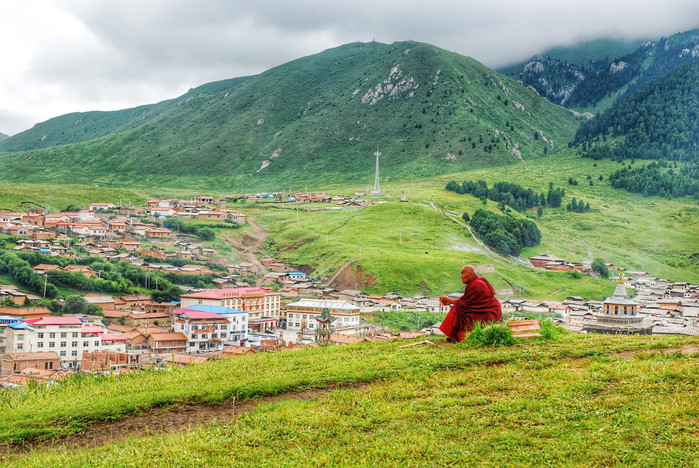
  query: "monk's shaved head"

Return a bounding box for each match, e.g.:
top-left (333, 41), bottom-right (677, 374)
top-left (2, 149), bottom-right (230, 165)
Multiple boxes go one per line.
top-left (460, 265), bottom-right (476, 284)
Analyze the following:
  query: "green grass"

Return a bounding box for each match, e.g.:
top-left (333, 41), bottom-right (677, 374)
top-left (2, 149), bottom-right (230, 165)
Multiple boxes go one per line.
top-left (0, 183), bottom-right (146, 212)
top-left (2, 333), bottom-right (697, 466)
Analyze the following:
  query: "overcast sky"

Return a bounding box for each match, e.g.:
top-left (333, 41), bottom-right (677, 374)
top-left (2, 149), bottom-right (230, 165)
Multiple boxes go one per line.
top-left (1, 0), bottom-right (697, 135)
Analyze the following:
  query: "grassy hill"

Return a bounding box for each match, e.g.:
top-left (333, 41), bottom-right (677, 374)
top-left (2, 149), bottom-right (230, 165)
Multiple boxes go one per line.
top-left (2, 333), bottom-right (697, 466)
top-left (0, 41), bottom-right (579, 191)
top-left (231, 149), bottom-right (698, 294)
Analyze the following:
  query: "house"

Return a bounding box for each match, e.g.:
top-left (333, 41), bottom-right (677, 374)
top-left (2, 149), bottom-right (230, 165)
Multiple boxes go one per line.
top-left (146, 332), bottom-right (188, 354)
top-left (287, 272), bottom-right (307, 282)
top-left (529, 253), bottom-right (566, 268)
top-left (84, 294), bottom-right (118, 309)
top-left (63, 264), bottom-right (97, 277)
top-left (197, 211), bottom-right (225, 220)
top-left (180, 287), bottom-right (281, 332)
top-left (0, 306), bottom-right (51, 319)
top-left (2, 316), bottom-right (128, 369)
top-left (1, 352), bottom-right (61, 376)
top-left (182, 304), bottom-right (249, 343)
top-left (162, 353), bottom-right (208, 366)
top-left (286, 299), bottom-right (361, 330)
top-left (32, 264), bottom-right (63, 275)
top-left (172, 308), bottom-right (231, 353)
top-left (89, 203), bottom-right (116, 211)
top-left (124, 312), bottom-right (170, 327)
top-left (144, 228), bottom-right (172, 238)
top-left (81, 349), bottom-right (136, 371)
top-left (220, 346), bottom-right (257, 358)
top-left (198, 196), bottom-right (214, 205)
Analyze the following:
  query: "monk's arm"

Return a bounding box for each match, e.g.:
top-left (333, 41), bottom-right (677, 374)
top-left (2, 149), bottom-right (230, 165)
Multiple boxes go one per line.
top-left (439, 296), bottom-right (456, 305)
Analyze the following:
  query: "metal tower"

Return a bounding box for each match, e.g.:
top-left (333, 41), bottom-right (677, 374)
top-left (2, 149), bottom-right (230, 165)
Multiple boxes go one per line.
top-left (370, 148), bottom-right (383, 195)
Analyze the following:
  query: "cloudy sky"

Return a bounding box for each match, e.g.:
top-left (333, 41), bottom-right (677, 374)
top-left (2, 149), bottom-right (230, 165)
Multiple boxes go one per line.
top-left (1, 0), bottom-right (697, 135)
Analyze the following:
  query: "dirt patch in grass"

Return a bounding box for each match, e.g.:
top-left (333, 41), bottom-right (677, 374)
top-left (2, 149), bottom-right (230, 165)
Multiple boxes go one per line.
top-left (330, 264), bottom-right (376, 291)
top-left (616, 344), bottom-right (699, 360)
top-left (2, 385), bottom-right (366, 458)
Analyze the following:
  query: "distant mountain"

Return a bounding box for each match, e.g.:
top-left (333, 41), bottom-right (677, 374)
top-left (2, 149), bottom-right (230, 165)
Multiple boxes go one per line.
top-left (498, 29), bottom-right (699, 111)
top-left (0, 41), bottom-right (579, 190)
top-left (0, 132), bottom-right (8, 142)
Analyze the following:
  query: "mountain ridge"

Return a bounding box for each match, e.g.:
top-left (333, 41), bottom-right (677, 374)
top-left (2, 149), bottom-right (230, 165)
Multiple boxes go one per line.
top-left (0, 41), bottom-right (579, 190)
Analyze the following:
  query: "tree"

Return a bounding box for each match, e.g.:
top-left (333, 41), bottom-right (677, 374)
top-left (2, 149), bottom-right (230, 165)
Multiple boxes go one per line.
top-left (199, 227), bottom-right (216, 241)
top-left (591, 258), bottom-right (609, 278)
top-left (63, 295), bottom-right (88, 315)
top-left (462, 212), bottom-right (470, 222)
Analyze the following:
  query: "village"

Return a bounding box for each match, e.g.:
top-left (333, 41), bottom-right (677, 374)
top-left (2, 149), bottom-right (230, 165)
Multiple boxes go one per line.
top-left (0, 195), bottom-right (697, 388)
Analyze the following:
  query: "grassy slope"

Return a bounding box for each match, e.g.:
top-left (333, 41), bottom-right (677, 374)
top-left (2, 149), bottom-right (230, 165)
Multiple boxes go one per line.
top-left (2, 333), bottom-right (697, 466)
top-left (238, 150), bottom-right (698, 296)
top-left (0, 183), bottom-right (146, 212)
top-left (247, 200), bottom-right (616, 300)
top-left (0, 41), bottom-right (578, 191)
top-left (399, 149), bottom-right (699, 283)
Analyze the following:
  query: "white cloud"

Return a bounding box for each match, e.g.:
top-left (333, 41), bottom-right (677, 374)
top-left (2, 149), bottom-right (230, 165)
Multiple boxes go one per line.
top-left (0, 0), bottom-right (697, 135)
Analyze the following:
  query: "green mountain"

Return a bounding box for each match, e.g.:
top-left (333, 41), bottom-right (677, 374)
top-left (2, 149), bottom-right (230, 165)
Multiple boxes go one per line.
top-left (0, 41), bottom-right (579, 191)
top-left (498, 29), bottom-right (699, 111)
top-left (0, 132), bottom-right (8, 141)
top-left (497, 37), bottom-right (647, 76)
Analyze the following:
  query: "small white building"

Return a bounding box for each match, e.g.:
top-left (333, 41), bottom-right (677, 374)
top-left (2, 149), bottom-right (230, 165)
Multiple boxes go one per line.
top-left (4, 316), bottom-right (124, 369)
top-left (285, 299), bottom-right (360, 330)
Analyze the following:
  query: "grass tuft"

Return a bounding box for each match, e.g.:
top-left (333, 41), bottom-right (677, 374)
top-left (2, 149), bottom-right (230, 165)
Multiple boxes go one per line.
top-left (464, 321), bottom-right (517, 347)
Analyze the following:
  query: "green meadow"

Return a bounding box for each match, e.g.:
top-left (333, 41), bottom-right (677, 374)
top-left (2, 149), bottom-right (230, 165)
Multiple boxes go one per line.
top-left (0, 150), bottom-right (696, 298)
top-left (1, 333), bottom-right (696, 466)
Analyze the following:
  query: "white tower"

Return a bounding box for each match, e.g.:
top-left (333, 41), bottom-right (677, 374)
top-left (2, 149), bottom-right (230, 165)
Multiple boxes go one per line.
top-left (370, 148), bottom-right (383, 196)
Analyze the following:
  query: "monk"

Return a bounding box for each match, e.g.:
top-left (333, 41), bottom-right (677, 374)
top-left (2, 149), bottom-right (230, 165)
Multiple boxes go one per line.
top-left (438, 265), bottom-right (502, 342)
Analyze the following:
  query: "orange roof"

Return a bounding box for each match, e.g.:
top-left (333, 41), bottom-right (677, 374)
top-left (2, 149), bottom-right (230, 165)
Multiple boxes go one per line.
top-left (147, 332), bottom-right (187, 342)
top-left (2, 352), bottom-right (60, 361)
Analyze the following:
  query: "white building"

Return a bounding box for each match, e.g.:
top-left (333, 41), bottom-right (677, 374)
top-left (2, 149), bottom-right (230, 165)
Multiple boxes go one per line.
top-left (285, 299), bottom-right (360, 330)
top-left (179, 305), bottom-right (249, 344)
top-left (172, 307), bottom-right (242, 353)
top-left (181, 287), bottom-right (281, 332)
top-left (4, 316), bottom-right (125, 369)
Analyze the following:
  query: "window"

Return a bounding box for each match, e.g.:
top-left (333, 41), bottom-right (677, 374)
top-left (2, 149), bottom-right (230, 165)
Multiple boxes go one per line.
top-left (83, 341), bottom-right (89, 347)
top-left (198, 299), bottom-right (203, 304)
top-left (38, 342), bottom-right (44, 348)
top-left (38, 333), bottom-right (44, 339)
top-left (49, 333), bottom-right (55, 339)
top-left (60, 351), bottom-right (66, 357)
top-left (221, 325), bottom-right (227, 330)
top-left (94, 341), bottom-right (100, 346)
top-left (71, 350), bottom-right (77, 357)
top-left (72, 341), bottom-right (78, 347)
top-left (61, 332), bottom-right (67, 338)
top-left (17, 334), bottom-right (24, 341)
top-left (72, 332), bottom-right (78, 338)
top-left (17, 344), bottom-right (23, 350)
top-left (61, 341), bottom-right (67, 347)
top-left (49, 342), bottom-right (55, 348)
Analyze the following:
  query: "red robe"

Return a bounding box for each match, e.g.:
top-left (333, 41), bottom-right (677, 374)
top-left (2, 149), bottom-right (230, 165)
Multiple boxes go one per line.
top-left (439, 276), bottom-right (502, 342)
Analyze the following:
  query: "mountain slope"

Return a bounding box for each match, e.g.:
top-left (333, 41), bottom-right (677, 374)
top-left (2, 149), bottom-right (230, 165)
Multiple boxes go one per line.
top-left (498, 29), bottom-right (699, 111)
top-left (0, 41), bottom-right (580, 190)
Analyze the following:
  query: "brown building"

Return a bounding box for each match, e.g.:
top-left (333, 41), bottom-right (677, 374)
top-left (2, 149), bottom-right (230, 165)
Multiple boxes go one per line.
top-left (1, 352), bottom-right (60, 376)
top-left (146, 332), bottom-right (188, 354)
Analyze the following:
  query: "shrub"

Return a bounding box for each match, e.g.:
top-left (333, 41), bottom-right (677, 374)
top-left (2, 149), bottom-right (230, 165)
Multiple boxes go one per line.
top-left (538, 319), bottom-right (560, 340)
top-left (464, 322), bottom-right (516, 347)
